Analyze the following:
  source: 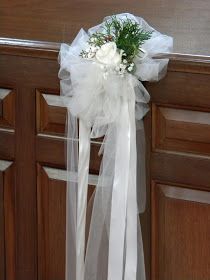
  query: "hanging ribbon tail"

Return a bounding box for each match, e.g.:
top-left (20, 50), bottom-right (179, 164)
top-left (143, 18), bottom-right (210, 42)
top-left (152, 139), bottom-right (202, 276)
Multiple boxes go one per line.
top-left (65, 114), bottom-right (146, 280)
top-left (108, 98), bottom-right (132, 280)
top-left (125, 96), bottom-right (146, 280)
top-left (65, 112), bottom-right (91, 280)
top-left (76, 119), bottom-right (91, 280)
top-left (65, 84), bottom-right (147, 280)
top-left (65, 110), bottom-right (78, 280)
top-left (83, 96), bottom-right (146, 280)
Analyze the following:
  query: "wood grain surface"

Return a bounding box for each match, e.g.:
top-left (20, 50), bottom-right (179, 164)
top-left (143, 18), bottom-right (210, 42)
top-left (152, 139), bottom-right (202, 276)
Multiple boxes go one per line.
top-left (0, 0), bottom-right (210, 56)
top-left (152, 183), bottom-right (210, 280)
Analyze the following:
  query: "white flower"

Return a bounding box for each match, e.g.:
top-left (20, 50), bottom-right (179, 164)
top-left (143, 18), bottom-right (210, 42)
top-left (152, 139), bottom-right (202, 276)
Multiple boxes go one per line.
top-left (123, 59), bottom-right (127, 64)
top-left (95, 42), bottom-right (122, 66)
top-left (119, 63), bottom-right (126, 69)
top-left (87, 52), bottom-right (95, 59)
top-left (100, 65), bottom-right (106, 70)
top-left (90, 46), bottom-right (98, 52)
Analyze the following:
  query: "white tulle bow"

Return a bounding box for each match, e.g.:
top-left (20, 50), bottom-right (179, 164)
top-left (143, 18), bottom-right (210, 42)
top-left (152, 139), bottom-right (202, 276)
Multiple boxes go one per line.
top-left (59, 12), bottom-right (173, 280)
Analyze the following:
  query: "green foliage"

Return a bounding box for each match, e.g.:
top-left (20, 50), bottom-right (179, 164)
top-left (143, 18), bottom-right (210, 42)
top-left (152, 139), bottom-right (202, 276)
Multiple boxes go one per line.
top-left (89, 16), bottom-right (152, 63)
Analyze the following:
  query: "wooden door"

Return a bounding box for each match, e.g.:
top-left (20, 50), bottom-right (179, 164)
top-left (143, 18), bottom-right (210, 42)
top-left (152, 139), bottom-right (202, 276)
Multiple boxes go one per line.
top-left (1, 0), bottom-right (210, 279)
top-left (1, 31), bottom-right (210, 280)
top-left (0, 45), bottom-right (105, 280)
top-left (0, 48), bottom-right (60, 280)
top-left (0, 43), bottom-right (151, 279)
top-left (36, 88), bottom-right (101, 280)
top-left (0, 160), bottom-right (15, 280)
top-left (149, 65), bottom-right (210, 280)
top-left (0, 87), bottom-right (16, 279)
top-left (152, 183), bottom-right (210, 280)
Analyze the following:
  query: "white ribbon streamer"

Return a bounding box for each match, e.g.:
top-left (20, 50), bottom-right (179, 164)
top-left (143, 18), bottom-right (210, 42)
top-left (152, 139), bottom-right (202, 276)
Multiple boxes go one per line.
top-left (59, 12), bottom-right (173, 280)
top-left (124, 95), bottom-right (138, 280)
top-left (108, 99), bottom-right (131, 280)
top-left (77, 120), bottom-right (91, 280)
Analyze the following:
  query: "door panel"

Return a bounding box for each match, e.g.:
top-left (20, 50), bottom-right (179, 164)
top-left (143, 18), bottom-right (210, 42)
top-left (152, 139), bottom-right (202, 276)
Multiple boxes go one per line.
top-left (150, 65), bottom-right (210, 280)
top-left (147, 71), bottom-right (210, 109)
top-left (0, 162), bottom-right (5, 280)
top-left (152, 183), bottom-right (210, 280)
top-left (37, 164), bottom-right (66, 280)
top-left (35, 89), bottom-right (102, 173)
top-left (0, 160), bottom-right (15, 280)
top-left (1, 39), bottom-right (210, 280)
top-left (151, 152), bottom-right (210, 189)
top-left (36, 89), bottom-right (66, 136)
top-left (0, 88), bottom-right (15, 129)
top-left (37, 164), bottom-right (96, 280)
top-left (152, 104), bottom-right (210, 155)
top-left (0, 52), bottom-right (60, 280)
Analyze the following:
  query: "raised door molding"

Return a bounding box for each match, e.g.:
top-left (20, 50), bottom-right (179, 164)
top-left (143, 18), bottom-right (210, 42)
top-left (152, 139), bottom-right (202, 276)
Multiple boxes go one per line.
top-left (0, 160), bottom-right (15, 280)
top-left (151, 182), bottom-right (210, 280)
top-left (37, 164), bottom-right (96, 280)
top-left (0, 88), bottom-right (15, 129)
top-left (152, 104), bottom-right (210, 155)
top-left (147, 71), bottom-right (210, 109)
top-left (0, 87), bottom-right (15, 160)
top-left (36, 89), bottom-right (66, 136)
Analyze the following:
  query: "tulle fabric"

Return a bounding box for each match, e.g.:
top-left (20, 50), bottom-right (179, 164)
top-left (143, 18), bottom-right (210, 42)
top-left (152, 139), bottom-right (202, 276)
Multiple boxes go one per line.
top-left (59, 12), bottom-right (173, 280)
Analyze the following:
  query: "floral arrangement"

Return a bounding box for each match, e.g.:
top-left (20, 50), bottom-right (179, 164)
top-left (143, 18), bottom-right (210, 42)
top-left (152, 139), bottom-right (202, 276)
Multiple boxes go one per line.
top-left (80, 17), bottom-right (152, 76)
top-left (59, 13), bottom-right (173, 280)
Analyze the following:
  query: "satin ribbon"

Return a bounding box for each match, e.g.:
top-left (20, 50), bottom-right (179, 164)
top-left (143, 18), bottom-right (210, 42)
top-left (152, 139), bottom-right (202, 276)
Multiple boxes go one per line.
top-left (77, 119), bottom-right (91, 280)
top-left (66, 80), bottom-right (148, 280)
top-left (124, 96), bottom-right (138, 280)
top-left (73, 91), bottom-right (144, 280)
top-left (108, 98), bottom-right (131, 280)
